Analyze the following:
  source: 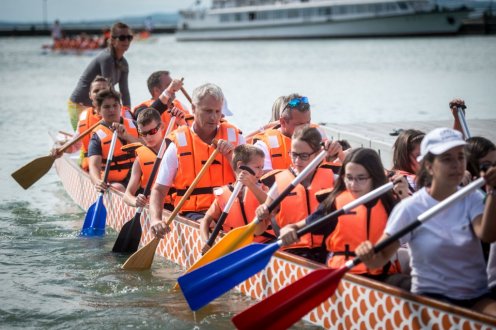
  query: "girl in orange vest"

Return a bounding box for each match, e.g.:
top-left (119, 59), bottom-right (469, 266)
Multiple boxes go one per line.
top-left (277, 148), bottom-right (410, 289)
top-left (256, 125), bottom-right (343, 263)
top-left (199, 144), bottom-right (269, 254)
top-left (391, 129), bottom-right (425, 193)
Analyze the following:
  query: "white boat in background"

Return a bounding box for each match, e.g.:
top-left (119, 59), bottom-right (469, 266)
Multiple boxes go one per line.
top-left (175, 0), bottom-right (471, 41)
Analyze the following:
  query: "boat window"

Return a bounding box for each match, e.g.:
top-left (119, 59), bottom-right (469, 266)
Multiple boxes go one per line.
top-left (249, 12), bottom-right (256, 20)
top-left (398, 2), bottom-right (408, 10)
top-left (318, 7), bottom-right (332, 16)
top-left (288, 9), bottom-right (299, 18)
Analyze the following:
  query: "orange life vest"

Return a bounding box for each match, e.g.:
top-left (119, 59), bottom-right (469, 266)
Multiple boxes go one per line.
top-left (77, 107), bottom-right (101, 171)
top-left (326, 190), bottom-right (397, 275)
top-left (213, 185), bottom-right (270, 243)
top-left (135, 145), bottom-right (175, 207)
top-left (121, 106), bottom-right (132, 120)
top-left (269, 163), bottom-right (335, 250)
top-left (169, 122), bottom-right (242, 212)
top-left (252, 124), bottom-right (327, 170)
top-left (93, 119), bottom-right (138, 182)
top-left (132, 98), bottom-right (192, 128)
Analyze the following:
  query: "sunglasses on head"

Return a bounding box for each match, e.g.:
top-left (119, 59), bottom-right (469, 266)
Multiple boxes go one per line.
top-left (287, 96), bottom-right (309, 108)
top-left (139, 123), bottom-right (161, 137)
top-left (112, 35), bottom-right (133, 41)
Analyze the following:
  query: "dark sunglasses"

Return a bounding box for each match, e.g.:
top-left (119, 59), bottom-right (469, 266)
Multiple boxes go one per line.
top-left (112, 35), bottom-right (133, 41)
top-left (290, 150), bottom-right (317, 161)
top-left (139, 123), bottom-right (161, 137)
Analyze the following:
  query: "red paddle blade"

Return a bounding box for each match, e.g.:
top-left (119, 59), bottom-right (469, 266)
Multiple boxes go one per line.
top-left (232, 266), bottom-right (348, 330)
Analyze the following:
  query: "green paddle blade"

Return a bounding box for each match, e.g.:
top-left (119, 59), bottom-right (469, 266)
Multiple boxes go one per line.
top-left (12, 155), bottom-right (55, 189)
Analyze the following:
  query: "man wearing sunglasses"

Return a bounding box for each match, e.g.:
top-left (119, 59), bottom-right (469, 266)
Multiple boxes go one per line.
top-left (123, 108), bottom-right (175, 211)
top-left (132, 70), bottom-right (192, 128)
top-left (68, 22), bottom-right (133, 131)
top-left (87, 89), bottom-right (142, 193)
top-left (148, 83), bottom-right (245, 238)
top-left (253, 93), bottom-right (329, 172)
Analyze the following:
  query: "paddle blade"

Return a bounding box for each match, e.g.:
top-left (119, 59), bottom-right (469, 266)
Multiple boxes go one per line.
top-left (112, 212), bottom-right (143, 253)
top-left (232, 266), bottom-right (348, 330)
top-left (189, 222), bottom-right (257, 274)
top-left (11, 155), bottom-right (55, 189)
top-left (80, 196), bottom-right (106, 237)
top-left (178, 243), bottom-right (279, 311)
top-left (121, 237), bottom-right (160, 270)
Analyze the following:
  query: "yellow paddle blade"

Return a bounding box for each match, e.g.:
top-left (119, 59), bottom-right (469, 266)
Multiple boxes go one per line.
top-left (11, 155), bottom-right (56, 189)
top-left (121, 237), bottom-right (160, 270)
top-left (172, 221), bottom-right (258, 290)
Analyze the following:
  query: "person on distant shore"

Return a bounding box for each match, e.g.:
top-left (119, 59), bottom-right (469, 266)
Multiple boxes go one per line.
top-left (87, 89), bottom-right (141, 193)
top-left (123, 108), bottom-right (175, 211)
top-left (391, 129), bottom-right (425, 194)
top-left (355, 128), bottom-right (496, 316)
top-left (148, 83), bottom-right (245, 236)
top-left (51, 20), bottom-right (62, 41)
top-left (252, 94), bottom-right (340, 172)
top-left (200, 144), bottom-right (268, 254)
top-left (68, 22), bottom-right (133, 130)
top-left (132, 71), bottom-right (191, 128)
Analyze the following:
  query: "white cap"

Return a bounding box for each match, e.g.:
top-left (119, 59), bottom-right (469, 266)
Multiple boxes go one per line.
top-left (222, 98), bottom-right (233, 116)
top-left (417, 127), bottom-right (466, 162)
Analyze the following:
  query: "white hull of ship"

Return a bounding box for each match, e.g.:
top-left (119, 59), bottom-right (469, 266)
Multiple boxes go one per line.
top-left (176, 10), bottom-right (468, 41)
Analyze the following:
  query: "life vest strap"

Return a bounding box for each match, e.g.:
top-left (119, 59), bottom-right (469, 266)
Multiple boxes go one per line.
top-left (176, 186), bottom-right (215, 197)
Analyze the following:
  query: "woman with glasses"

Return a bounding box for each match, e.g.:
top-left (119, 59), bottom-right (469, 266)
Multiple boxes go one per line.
top-left (255, 125), bottom-right (342, 263)
top-left (274, 147), bottom-right (410, 289)
top-left (355, 128), bottom-right (496, 315)
top-left (68, 21), bottom-right (133, 131)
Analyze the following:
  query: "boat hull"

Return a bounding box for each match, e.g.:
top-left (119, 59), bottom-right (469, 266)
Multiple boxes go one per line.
top-left (176, 10), bottom-right (469, 41)
top-left (54, 155), bottom-right (496, 329)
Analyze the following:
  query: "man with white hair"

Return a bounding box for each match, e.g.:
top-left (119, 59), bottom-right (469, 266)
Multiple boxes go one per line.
top-left (149, 82), bottom-right (245, 237)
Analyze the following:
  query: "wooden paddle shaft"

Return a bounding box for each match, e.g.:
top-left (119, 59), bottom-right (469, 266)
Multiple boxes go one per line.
top-left (58, 120), bottom-right (102, 153)
top-left (166, 148), bottom-right (220, 225)
top-left (180, 87), bottom-right (192, 105)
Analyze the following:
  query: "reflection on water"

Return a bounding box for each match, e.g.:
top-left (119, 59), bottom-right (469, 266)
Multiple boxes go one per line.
top-left (1, 34), bottom-right (494, 329)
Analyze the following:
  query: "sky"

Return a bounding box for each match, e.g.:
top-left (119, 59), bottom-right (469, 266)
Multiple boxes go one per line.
top-left (0, 0), bottom-right (192, 23)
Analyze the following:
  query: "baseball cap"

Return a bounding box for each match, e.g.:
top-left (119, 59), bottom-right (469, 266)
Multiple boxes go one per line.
top-left (417, 127), bottom-right (466, 162)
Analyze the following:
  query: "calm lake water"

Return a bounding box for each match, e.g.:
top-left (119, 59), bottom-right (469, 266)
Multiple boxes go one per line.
top-left (0, 34), bottom-right (495, 329)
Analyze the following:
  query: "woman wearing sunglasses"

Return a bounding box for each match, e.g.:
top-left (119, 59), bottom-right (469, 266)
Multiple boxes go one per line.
top-left (272, 147), bottom-right (410, 289)
top-left (68, 21), bottom-right (133, 131)
top-left (355, 128), bottom-right (496, 315)
top-left (255, 125), bottom-right (342, 263)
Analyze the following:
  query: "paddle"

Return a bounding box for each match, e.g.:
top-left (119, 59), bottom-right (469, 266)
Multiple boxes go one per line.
top-left (232, 177), bottom-right (486, 330)
top-left (180, 87), bottom-right (192, 105)
top-left (121, 144), bottom-right (220, 270)
top-left (456, 106), bottom-right (471, 139)
top-left (80, 129), bottom-right (119, 237)
top-left (177, 181), bottom-right (394, 311)
top-left (112, 117), bottom-right (177, 253)
top-left (12, 120), bottom-right (102, 189)
top-left (174, 150), bottom-right (328, 289)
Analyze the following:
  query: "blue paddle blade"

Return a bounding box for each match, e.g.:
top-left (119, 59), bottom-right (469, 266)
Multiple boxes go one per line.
top-left (178, 242), bottom-right (280, 311)
top-left (80, 195), bottom-right (107, 237)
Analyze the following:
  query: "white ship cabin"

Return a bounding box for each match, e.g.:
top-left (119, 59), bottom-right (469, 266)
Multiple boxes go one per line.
top-left (178, 0), bottom-right (438, 29)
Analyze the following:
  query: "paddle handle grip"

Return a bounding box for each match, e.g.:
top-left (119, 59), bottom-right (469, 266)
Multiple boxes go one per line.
top-left (457, 107), bottom-right (471, 139)
top-left (206, 181), bottom-right (244, 247)
top-left (58, 120), bottom-right (102, 153)
top-left (349, 177), bottom-right (486, 268)
top-left (297, 182), bottom-right (393, 237)
top-left (101, 130), bottom-right (119, 188)
top-left (142, 116), bottom-right (176, 197)
top-left (166, 148), bottom-right (220, 225)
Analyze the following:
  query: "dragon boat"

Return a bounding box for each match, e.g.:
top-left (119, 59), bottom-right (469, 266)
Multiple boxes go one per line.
top-left (54, 151), bottom-right (496, 329)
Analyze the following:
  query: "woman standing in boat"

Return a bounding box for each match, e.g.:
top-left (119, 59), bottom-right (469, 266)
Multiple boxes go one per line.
top-left (68, 22), bottom-right (133, 130)
top-left (355, 128), bottom-right (496, 316)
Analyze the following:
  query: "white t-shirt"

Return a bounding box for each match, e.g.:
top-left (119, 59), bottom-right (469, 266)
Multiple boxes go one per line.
top-left (386, 187), bottom-right (488, 299)
top-left (488, 243), bottom-right (496, 289)
top-left (155, 125), bottom-right (245, 187)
